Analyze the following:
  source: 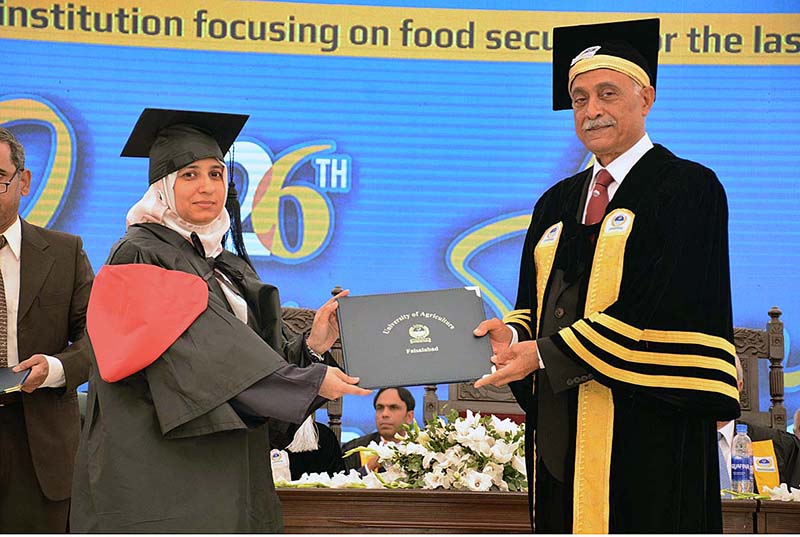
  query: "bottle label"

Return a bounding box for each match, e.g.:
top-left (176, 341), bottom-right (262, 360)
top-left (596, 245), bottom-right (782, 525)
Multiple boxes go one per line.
top-left (731, 455), bottom-right (753, 492)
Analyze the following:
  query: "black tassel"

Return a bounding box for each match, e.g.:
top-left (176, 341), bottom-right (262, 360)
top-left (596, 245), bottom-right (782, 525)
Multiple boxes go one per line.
top-left (225, 145), bottom-right (255, 270)
top-left (190, 231), bottom-right (206, 258)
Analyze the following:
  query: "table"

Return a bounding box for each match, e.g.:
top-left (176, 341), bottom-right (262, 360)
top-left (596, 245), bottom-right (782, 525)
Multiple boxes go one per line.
top-left (757, 500), bottom-right (800, 534)
top-left (277, 489), bottom-right (800, 533)
top-left (723, 499), bottom-right (758, 534)
top-left (278, 488), bottom-right (530, 533)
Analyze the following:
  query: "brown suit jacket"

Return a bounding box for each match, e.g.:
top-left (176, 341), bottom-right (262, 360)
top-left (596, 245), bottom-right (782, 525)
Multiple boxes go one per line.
top-left (17, 219), bottom-right (93, 501)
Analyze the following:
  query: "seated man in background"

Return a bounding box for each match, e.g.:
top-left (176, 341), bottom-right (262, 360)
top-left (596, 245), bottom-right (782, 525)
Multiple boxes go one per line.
top-left (342, 387), bottom-right (415, 473)
top-left (794, 408), bottom-right (800, 442)
top-left (717, 356), bottom-right (800, 491)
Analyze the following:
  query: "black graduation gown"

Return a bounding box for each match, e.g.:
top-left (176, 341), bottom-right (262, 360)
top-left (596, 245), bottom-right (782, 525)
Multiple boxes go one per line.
top-left (70, 224), bottom-right (328, 533)
top-left (742, 420), bottom-right (800, 489)
top-left (287, 423), bottom-right (346, 480)
top-left (505, 145), bottom-right (741, 533)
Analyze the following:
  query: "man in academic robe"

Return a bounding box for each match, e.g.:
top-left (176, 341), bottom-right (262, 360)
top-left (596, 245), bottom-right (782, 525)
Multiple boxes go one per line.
top-left (724, 421), bottom-right (800, 489)
top-left (474, 19), bottom-right (740, 533)
top-left (0, 127), bottom-right (93, 532)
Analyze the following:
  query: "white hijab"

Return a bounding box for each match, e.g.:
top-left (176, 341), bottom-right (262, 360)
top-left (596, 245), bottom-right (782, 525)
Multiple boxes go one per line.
top-left (126, 165), bottom-right (230, 258)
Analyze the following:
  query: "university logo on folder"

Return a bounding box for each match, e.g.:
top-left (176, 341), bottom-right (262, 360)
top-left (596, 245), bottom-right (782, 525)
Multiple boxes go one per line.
top-left (336, 287), bottom-right (493, 389)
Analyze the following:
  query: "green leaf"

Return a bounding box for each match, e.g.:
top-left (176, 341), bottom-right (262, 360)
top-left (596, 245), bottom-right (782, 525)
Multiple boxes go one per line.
top-left (342, 445), bottom-right (378, 459)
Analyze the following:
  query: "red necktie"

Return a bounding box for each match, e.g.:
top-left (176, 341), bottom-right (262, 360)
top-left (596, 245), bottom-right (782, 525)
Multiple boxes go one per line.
top-left (585, 169), bottom-right (614, 226)
top-left (0, 235), bottom-right (6, 367)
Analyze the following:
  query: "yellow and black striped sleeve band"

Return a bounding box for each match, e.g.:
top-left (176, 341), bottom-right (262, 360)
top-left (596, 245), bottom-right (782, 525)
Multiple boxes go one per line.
top-left (554, 312), bottom-right (739, 401)
top-left (503, 309), bottom-right (532, 339)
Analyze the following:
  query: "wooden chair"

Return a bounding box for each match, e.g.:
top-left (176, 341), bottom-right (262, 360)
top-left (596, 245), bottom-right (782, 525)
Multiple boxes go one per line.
top-left (423, 307), bottom-right (788, 429)
top-left (280, 286), bottom-right (345, 442)
top-left (736, 306), bottom-right (786, 429)
top-left (422, 382), bottom-right (520, 424)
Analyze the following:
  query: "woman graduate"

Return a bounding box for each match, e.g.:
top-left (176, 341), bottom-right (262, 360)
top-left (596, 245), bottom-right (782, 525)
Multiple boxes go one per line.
top-left (70, 109), bottom-right (371, 533)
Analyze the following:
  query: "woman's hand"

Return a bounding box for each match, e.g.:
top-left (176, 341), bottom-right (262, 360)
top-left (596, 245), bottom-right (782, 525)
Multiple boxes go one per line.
top-left (306, 289), bottom-right (349, 355)
top-left (318, 366), bottom-right (372, 399)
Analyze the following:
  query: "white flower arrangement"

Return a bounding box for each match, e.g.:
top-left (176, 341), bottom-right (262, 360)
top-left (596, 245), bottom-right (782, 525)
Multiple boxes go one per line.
top-left (276, 410), bottom-right (527, 493)
top-left (762, 483), bottom-right (800, 502)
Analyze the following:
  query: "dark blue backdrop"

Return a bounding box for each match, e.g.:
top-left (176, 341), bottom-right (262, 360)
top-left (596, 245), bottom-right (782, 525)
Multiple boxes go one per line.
top-left (3, 0), bottom-right (798, 438)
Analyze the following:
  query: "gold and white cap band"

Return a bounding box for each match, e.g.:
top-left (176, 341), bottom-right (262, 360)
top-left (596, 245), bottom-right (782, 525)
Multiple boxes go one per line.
top-left (568, 48), bottom-right (651, 90)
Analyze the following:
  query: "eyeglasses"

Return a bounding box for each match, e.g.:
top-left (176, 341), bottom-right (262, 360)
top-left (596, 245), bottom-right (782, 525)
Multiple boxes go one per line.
top-left (0, 168), bottom-right (20, 194)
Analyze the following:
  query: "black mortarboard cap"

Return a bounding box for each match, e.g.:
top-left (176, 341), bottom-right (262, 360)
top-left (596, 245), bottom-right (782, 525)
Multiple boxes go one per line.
top-left (552, 18), bottom-right (660, 111)
top-left (120, 108), bottom-right (249, 184)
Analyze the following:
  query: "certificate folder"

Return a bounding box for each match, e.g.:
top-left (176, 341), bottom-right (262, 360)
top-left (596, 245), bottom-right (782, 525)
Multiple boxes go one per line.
top-left (0, 367), bottom-right (30, 394)
top-left (336, 288), bottom-right (492, 389)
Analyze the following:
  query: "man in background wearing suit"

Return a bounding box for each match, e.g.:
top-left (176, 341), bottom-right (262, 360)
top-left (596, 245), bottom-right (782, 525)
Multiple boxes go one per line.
top-left (342, 387), bottom-right (415, 473)
top-left (0, 126), bottom-right (94, 532)
top-left (794, 408), bottom-right (800, 442)
top-left (718, 356), bottom-right (800, 490)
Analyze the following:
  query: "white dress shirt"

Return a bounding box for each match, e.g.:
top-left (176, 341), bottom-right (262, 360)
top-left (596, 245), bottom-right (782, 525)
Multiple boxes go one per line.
top-left (508, 134), bottom-right (655, 368)
top-left (581, 133), bottom-right (654, 223)
top-left (718, 420), bottom-right (735, 481)
top-left (0, 216), bottom-right (65, 387)
top-left (216, 270), bottom-right (250, 324)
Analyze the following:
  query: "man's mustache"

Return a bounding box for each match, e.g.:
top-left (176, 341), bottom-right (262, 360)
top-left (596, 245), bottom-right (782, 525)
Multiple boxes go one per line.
top-left (582, 118), bottom-right (617, 131)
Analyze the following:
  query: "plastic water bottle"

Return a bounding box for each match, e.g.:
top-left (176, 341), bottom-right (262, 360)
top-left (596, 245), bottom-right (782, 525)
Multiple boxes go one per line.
top-left (731, 424), bottom-right (753, 494)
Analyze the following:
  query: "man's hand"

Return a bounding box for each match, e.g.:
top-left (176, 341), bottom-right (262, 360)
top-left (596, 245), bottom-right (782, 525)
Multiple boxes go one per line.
top-left (474, 340), bottom-right (539, 389)
top-left (318, 365), bottom-right (372, 400)
top-left (473, 317), bottom-right (513, 355)
top-left (306, 289), bottom-right (349, 355)
top-left (13, 354), bottom-right (49, 393)
top-left (365, 455), bottom-right (381, 472)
